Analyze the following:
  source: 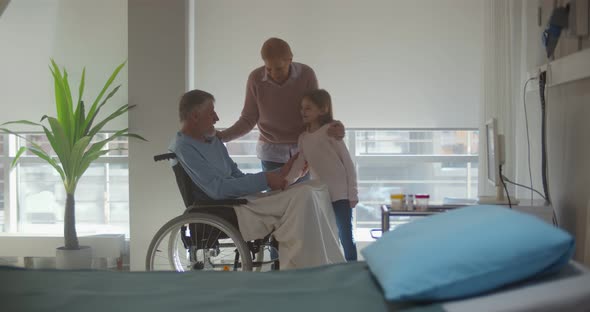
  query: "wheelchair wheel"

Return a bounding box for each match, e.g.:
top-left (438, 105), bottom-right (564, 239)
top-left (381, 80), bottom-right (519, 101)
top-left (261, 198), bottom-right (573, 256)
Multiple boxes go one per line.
top-left (146, 213), bottom-right (252, 272)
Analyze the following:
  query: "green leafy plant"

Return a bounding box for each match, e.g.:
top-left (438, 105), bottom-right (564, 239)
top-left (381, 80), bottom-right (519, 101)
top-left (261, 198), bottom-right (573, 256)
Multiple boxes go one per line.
top-left (0, 60), bottom-right (145, 250)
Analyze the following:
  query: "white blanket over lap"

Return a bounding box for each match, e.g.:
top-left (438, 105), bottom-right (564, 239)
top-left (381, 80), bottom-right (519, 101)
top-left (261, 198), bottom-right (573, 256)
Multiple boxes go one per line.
top-left (234, 180), bottom-right (345, 270)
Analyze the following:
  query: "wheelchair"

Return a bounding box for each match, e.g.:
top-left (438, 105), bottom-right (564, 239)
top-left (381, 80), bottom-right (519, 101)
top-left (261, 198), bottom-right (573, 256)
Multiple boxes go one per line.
top-left (145, 153), bottom-right (279, 272)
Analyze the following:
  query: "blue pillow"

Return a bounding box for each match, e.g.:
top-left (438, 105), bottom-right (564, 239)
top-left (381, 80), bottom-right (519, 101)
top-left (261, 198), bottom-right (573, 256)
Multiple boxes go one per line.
top-left (361, 205), bottom-right (575, 301)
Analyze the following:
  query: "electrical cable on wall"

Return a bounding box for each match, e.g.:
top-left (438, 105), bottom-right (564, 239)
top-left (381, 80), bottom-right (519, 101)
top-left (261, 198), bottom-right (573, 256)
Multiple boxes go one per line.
top-left (540, 68), bottom-right (559, 227)
top-left (499, 165), bottom-right (512, 209)
top-left (540, 3), bottom-right (570, 227)
top-left (538, 71), bottom-right (551, 204)
top-left (539, 64), bottom-right (560, 227)
top-left (502, 175), bottom-right (547, 200)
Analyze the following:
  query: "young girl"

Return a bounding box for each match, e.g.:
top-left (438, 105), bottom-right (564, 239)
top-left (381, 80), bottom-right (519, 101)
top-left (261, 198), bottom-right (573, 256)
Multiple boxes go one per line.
top-left (286, 89), bottom-right (358, 261)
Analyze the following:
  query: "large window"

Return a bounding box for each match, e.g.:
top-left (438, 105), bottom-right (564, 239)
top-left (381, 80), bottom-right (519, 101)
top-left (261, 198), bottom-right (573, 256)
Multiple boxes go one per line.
top-left (225, 131), bottom-right (262, 174)
top-left (227, 129), bottom-right (479, 240)
top-left (1, 129), bottom-right (477, 240)
top-left (1, 133), bottom-right (129, 237)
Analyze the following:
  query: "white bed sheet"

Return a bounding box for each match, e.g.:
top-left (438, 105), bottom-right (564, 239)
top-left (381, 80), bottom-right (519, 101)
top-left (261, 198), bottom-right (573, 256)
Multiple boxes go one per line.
top-left (234, 180), bottom-right (345, 270)
top-left (443, 261), bottom-right (590, 312)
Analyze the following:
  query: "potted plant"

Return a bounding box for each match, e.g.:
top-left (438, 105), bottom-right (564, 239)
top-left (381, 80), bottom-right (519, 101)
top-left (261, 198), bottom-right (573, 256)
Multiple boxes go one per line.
top-left (0, 60), bottom-right (145, 269)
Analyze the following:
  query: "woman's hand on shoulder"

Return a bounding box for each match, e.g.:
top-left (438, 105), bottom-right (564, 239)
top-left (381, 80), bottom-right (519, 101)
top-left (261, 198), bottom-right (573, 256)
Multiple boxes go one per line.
top-left (327, 120), bottom-right (345, 140)
top-left (216, 130), bottom-right (227, 140)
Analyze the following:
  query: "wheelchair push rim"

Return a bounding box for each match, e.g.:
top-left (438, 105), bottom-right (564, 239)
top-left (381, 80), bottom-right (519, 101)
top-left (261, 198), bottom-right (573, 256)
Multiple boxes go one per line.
top-left (146, 213), bottom-right (253, 272)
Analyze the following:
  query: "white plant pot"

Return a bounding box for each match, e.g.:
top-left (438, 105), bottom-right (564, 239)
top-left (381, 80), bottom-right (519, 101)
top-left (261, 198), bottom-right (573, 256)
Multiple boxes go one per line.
top-left (56, 246), bottom-right (92, 270)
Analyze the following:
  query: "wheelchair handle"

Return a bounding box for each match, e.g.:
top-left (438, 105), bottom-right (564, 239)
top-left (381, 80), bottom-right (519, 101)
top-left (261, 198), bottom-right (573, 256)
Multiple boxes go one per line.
top-left (154, 153), bottom-right (176, 162)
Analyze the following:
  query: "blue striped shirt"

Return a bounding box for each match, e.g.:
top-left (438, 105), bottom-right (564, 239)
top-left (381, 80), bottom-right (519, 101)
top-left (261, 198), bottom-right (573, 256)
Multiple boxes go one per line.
top-left (169, 132), bottom-right (268, 199)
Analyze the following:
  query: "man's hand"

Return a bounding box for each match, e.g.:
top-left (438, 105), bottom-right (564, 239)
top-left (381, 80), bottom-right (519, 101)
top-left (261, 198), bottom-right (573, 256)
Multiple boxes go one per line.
top-left (327, 120), bottom-right (345, 140)
top-left (280, 153), bottom-right (299, 177)
top-left (301, 161), bottom-right (309, 177)
top-left (266, 171), bottom-right (287, 190)
top-left (350, 200), bottom-right (358, 208)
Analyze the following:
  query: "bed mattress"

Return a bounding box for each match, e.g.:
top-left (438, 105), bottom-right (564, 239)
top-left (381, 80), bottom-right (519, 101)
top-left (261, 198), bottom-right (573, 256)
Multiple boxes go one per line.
top-left (1, 261), bottom-right (588, 312)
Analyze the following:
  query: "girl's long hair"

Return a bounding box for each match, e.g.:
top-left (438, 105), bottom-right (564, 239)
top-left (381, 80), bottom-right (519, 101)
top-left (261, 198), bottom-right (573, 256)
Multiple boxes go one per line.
top-left (303, 89), bottom-right (334, 128)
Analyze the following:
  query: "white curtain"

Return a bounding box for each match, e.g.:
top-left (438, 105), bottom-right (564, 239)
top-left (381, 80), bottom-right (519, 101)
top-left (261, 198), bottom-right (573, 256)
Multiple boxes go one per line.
top-left (193, 0), bottom-right (483, 129)
top-left (480, 0), bottom-right (534, 197)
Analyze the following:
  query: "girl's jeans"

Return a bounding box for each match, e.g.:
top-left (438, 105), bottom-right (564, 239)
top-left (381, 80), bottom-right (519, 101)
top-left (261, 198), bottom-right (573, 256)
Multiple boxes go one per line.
top-left (332, 199), bottom-right (357, 261)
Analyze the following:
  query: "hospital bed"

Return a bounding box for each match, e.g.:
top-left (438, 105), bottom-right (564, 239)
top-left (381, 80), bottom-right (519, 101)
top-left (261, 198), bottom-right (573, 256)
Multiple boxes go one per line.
top-left (4, 159), bottom-right (588, 311)
top-left (1, 259), bottom-right (589, 312)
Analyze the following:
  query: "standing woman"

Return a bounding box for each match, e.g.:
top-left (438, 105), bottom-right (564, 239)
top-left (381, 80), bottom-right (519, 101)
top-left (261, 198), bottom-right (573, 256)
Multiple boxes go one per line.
top-left (217, 37), bottom-right (344, 173)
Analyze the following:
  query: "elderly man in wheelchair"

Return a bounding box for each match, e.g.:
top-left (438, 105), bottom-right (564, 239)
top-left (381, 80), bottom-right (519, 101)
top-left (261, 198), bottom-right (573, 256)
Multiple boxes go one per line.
top-left (146, 89), bottom-right (345, 272)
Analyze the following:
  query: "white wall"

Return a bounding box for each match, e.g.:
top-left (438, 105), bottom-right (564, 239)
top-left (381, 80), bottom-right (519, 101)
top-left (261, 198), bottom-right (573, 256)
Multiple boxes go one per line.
top-left (194, 0), bottom-right (483, 129)
top-left (0, 0), bottom-right (127, 131)
top-left (507, 0), bottom-right (590, 265)
top-left (128, 0), bottom-right (188, 271)
top-left (546, 78), bottom-right (590, 265)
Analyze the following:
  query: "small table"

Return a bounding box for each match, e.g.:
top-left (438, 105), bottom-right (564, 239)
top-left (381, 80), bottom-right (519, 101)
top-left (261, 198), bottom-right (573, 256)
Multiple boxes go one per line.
top-left (373, 204), bottom-right (464, 238)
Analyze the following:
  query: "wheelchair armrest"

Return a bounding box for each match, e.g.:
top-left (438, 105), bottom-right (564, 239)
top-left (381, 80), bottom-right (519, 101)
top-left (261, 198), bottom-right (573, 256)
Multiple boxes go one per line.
top-left (154, 153), bottom-right (176, 162)
top-left (192, 199), bottom-right (248, 206)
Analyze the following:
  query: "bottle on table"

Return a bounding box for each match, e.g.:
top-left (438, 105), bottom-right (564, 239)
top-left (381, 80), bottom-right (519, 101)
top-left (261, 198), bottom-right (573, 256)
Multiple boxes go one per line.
top-left (415, 194), bottom-right (430, 211)
top-left (390, 193), bottom-right (404, 210)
